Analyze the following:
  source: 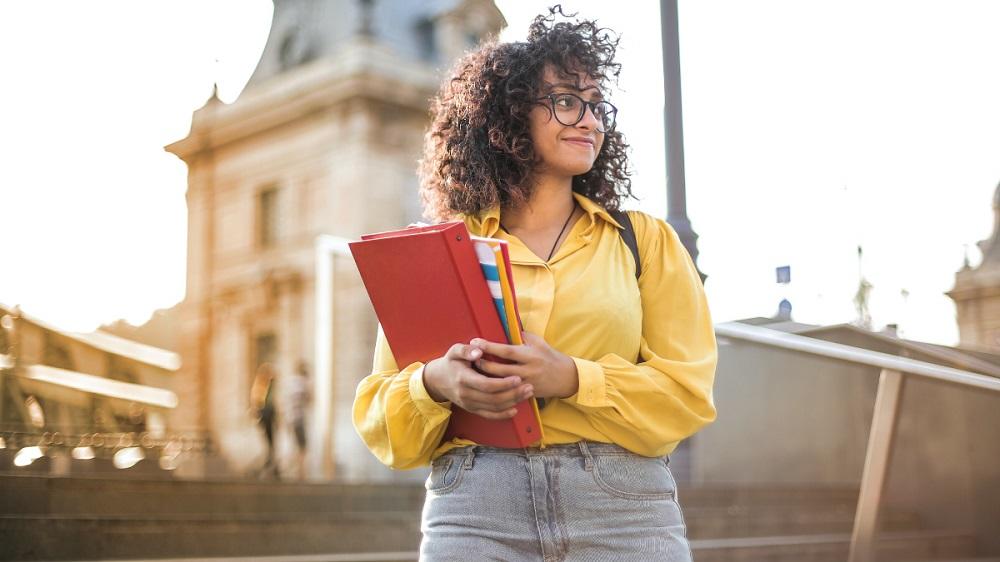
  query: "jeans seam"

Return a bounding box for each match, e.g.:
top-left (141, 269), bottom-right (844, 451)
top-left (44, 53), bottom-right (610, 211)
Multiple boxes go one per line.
top-left (666, 464), bottom-right (693, 558)
top-left (551, 457), bottom-right (569, 560)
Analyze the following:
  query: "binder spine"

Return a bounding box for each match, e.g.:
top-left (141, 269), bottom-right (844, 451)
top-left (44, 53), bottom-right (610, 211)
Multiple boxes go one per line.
top-left (445, 230), bottom-right (541, 448)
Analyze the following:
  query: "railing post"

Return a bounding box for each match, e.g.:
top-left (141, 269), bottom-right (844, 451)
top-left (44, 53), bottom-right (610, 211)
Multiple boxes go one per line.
top-left (849, 368), bottom-right (905, 562)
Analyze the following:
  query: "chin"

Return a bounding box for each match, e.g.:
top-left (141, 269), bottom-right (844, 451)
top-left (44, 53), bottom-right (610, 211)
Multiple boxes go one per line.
top-left (549, 158), bottom-right (596, 177)
top-left (538, 154), bottom-right (598, 178)
top-left (565, 162), bottom-right (597, 176)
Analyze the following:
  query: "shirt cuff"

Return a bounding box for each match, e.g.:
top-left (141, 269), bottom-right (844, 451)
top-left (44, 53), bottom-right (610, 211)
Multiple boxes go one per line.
top-left (408, 364), bottom-right (452, 418)
top-left (565, 357), bottom-right (608, 407)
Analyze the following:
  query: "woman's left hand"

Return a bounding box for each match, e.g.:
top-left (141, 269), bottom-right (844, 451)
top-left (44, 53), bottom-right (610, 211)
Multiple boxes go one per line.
top-left (472, 332), bottom-right (579, 399)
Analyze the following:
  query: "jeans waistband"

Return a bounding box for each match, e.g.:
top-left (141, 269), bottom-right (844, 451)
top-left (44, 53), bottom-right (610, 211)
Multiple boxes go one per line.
top-left (444, 441), bottom-right (640, 459)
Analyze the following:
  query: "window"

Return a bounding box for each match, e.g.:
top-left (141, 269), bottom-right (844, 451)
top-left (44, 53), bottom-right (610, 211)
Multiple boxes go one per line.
top-left (416, 19), bottom-right (436, 62)
top-left (257, 187), bottom-right (279, 248)
top-left (43, 333), bottom-right (74, 370)
top-left (253, 333), bottom-right (277, 377)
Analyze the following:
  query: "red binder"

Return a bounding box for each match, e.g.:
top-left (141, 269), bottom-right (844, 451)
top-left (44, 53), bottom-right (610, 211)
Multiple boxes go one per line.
top-left (349, 221), bottom-right (543, 448)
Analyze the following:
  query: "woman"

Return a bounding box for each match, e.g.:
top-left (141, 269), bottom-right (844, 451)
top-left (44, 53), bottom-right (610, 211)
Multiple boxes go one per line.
top-left (353, 7), bottom-right (716, 561)
top-left (250, 362), bottom-right (278, 478)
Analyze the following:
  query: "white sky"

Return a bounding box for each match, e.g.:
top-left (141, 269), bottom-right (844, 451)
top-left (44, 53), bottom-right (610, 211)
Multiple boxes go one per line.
top-left (1, 1), bottom-right (998, 346)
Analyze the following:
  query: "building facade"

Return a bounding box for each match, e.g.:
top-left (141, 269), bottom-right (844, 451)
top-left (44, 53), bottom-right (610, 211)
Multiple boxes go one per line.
top-left (166, 0), bottom-right (504, 480)
top-left (949, 180), bottom-right (1000, 351)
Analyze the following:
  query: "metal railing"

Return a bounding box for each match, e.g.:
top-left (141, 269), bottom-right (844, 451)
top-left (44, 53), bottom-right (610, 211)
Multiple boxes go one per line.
top-left (715, 321), bottom-right (1000, 562)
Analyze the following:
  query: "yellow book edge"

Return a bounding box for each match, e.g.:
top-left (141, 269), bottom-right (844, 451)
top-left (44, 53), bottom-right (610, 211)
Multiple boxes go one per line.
top-left (491, 244), bottom-right (522, 345)
top-left (488, 240), bottom-right (544, 445)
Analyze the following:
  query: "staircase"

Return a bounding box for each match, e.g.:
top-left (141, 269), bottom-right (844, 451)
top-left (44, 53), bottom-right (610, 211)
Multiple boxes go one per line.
top-left (681, 486), bottom-right (979, 562)
top-left (0, 473), bottom-right (991, 561)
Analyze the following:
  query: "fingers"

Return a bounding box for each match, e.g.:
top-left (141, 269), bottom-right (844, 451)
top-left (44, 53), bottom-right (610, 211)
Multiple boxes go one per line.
top-left (471, 338), bottom-right (527, 362)
top-left (459, 384), bottom-right (533, 413)
top-left (446, 342), bottom-right (483, 363)
top-left (454, 367), bottom-right (533, 416)
top-left (462, 368), bottom-right (522, 393)
top-left (438, 340), bottom-right (537, 419)
top-left (472, 407), bottom-right (520, 420)
top-left (474, 357), bottom-right (521, 377)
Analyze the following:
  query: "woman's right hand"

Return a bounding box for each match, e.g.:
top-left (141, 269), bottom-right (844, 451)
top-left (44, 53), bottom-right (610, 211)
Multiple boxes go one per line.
top-left (422, 342), bottom-right (534, 419)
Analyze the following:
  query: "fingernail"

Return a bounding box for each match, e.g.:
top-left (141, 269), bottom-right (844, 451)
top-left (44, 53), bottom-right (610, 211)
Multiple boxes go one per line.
top-left (470, 349), bottom-right (481, 359)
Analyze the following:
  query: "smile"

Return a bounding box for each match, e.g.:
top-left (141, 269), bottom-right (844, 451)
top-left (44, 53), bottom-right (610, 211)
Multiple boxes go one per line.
top-left (563, 138), bottom-right (594, 148)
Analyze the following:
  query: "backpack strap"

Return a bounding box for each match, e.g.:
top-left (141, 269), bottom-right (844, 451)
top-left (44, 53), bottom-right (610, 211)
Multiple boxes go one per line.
top-left (610, 209), bottom-right (641, 280)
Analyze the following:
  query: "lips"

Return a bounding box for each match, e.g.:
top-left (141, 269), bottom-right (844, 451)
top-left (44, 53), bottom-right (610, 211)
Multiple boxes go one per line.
top-left (563, 137), bottom-right (595, 147)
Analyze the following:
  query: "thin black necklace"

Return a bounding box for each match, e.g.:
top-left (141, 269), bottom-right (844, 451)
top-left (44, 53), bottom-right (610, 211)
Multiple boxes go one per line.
top-left (499, 204), bottom-right (577, 262)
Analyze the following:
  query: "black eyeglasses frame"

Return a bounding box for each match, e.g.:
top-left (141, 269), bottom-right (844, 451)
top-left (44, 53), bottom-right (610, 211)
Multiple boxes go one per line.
top-left (536, 92), bottom-right (618, 133)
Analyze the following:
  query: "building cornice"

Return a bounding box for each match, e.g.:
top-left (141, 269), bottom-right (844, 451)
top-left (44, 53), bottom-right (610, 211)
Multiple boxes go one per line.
top-left (166, 38), bottom-right (440, 162)
top-left (948, 267), bottom-right (1000, 301)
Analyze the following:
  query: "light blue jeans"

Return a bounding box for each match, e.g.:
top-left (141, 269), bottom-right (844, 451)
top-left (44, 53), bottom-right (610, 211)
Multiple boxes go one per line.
top-left (420, 442), bottom-right (692, 562)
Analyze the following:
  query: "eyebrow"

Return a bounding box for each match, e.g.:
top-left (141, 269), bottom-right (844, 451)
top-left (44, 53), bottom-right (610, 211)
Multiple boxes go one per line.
top-left (545, 82), bottom-right (605, 100)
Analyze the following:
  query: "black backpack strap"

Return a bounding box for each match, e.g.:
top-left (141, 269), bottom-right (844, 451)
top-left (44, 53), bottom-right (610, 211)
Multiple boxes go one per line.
top-left (610, 209), bottom-right (641, 280)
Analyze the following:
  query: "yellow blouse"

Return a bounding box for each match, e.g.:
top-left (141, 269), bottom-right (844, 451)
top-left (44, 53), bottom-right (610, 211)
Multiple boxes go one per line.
top-left (353, 193), bottom-right (718, 469)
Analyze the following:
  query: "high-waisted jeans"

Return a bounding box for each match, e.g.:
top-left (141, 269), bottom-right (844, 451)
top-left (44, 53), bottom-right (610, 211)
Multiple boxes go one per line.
top-left (420, 442), bottom-right (692, 562)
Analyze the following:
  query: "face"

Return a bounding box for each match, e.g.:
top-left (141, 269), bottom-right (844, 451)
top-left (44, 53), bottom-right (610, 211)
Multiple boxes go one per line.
top-left (528, 65), bottom-right (607, 180)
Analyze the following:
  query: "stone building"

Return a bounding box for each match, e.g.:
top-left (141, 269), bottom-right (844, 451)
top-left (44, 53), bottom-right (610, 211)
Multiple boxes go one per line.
top-left (165, 0), bottom-right (504, 480)
top-left (0, 303), bottom-right (181, 475)
top-left (949, 180), bottom-right (1000, 351)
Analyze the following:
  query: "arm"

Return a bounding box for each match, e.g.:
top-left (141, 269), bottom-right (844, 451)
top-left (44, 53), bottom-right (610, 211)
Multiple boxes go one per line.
top-left (475, 214), bottom-right (717, 457)
top-left (352, 325), bottom-right (452, 470)
top-left (352, 326), bottom-right (532, 469)
top-left (564, 214), bottom-right (717, 454)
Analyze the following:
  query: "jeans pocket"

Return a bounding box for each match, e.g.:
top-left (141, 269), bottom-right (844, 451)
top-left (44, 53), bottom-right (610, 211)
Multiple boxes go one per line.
top-left (425, 456), bottom-right (465, 495)
top-left (590, 455), bottom-right (676, 501)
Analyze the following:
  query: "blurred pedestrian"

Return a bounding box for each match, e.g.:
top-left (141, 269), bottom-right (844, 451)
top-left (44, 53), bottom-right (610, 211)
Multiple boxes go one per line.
top-left (287, 360), bottom-right (311, 480)
top-left (250, 362), bottom-right (278, 479)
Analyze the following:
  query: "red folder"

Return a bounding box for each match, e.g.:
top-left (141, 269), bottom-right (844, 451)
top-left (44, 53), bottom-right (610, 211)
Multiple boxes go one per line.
top-left (349, 221), bottom-right (542, 448)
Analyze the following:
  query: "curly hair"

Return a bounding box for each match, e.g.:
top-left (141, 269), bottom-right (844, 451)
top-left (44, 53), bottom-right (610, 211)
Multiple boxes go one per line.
top-left (418, 5), bottom-right (634, 222)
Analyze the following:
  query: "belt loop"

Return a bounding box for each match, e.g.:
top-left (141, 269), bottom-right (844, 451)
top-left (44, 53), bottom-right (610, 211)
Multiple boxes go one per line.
top-left (463, 446), bottom-right (477, 470)
top-left (578, 441), bottom-right (593, 472)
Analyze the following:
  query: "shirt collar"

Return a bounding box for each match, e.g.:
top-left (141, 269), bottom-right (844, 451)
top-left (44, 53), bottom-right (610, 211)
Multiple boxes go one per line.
top-left (464, 192), bottom-right (623, 237)
top-left (573, 192), bottom-right (624, 230)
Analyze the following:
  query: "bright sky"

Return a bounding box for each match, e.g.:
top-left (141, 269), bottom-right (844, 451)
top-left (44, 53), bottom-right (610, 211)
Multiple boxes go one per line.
top-left (2, 1), bottom-right (998, 346)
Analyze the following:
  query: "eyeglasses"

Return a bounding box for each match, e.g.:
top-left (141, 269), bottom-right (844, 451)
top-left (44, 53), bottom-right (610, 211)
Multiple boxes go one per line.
top-left (537, 92), bottom-right (618, 133)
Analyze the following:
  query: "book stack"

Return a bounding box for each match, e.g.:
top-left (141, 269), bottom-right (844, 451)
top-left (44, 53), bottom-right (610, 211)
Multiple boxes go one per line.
top-left (349, 221), bottom-right (543, 448)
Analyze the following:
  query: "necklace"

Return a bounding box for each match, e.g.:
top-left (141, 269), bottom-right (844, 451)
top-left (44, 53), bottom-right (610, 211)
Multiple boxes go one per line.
top-left (500, 203), bottom-right (577, 262)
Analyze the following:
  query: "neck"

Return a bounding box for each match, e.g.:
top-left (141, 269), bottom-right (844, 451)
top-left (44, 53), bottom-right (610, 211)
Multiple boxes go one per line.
top-left (501, 173), bottom-right (575, 232)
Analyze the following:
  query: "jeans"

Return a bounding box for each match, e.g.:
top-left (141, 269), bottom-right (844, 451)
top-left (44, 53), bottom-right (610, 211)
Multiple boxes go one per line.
top-left (420, 441), bottom-right (692, 562)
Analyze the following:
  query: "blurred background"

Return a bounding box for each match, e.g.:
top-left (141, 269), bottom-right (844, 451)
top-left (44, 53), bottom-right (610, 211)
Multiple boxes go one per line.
top-left (1, 1), bottom-right (998, 561)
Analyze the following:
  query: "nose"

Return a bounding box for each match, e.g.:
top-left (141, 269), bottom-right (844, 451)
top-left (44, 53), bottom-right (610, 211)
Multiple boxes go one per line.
top-left (576, 103), bottom-right (601, 131)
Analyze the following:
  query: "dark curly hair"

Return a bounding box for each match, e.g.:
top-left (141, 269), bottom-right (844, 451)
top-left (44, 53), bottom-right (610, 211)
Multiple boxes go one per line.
top-left (418, 5), bottom-right (634, 222)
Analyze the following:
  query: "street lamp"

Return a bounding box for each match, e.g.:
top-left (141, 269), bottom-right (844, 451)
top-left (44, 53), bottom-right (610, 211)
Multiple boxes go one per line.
top-left (660, 0), bottom-right (705, 281)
